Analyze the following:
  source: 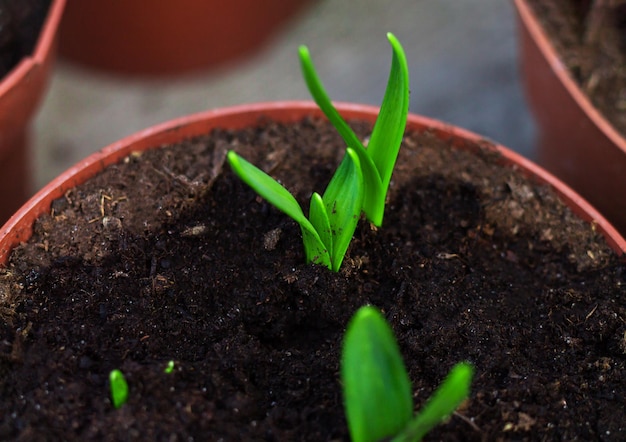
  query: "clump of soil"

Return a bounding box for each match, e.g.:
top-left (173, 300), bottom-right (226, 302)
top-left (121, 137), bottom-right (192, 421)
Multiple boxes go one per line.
top-left (0, 117), bottom-right (624, 440)
top-left (526, 0), bottom-right (626, 136)
top-left (0, 0), bottom-right (51, 78)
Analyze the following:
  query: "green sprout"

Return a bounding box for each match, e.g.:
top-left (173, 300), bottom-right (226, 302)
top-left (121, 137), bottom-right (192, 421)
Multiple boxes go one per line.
top-left (341, 306), bottom-right (473, 442)
top-left (228, 148), bottom-right (362, 271)
top-left (164, 360), bottom-right (175, 374)
top-left (227, 33), bottom-right (409, 272)
top-left (109, 369), bottom-right (129, 409)
top-left (299, 32), bottom-right (409, 227)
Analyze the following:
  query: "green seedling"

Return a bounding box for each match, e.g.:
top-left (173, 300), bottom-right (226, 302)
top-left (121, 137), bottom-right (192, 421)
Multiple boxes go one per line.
top-left (109, 369), bottom-right (129, 409)
top-left (341, 306), bottom-right (473, 442)
top-left (164, 360), bottom-right (175, 374)
top-left (299, 32), bottom-right (409, 227)
top-left (228, 148), bottom-right (362, 271)
top-left (227, 33), bottom-right (409, 271)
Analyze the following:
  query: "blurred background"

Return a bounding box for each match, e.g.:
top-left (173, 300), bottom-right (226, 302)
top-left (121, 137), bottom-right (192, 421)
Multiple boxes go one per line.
top-left (33, 0), bottom-right (535, 190)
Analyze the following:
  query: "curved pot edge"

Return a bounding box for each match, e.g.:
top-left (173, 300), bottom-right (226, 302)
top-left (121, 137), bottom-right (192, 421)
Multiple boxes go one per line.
top-left (1, 101), bottom-right (624, 264)
top-left (0, 0), bottom-right (66, 224)
top-left (0, 0), bottom-right (66, 98)
top-left (513, 0), bottom-right (626, 152)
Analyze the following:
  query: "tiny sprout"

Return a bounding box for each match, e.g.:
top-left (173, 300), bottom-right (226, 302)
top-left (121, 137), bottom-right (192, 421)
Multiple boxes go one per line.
top-left (228, 33), bottom-right (409, 272)
top-left (341, 306), bottom-right (473, 442)
top-left (109, 369), bottom-right (129, 409)
top-left (164, 360), bottom-right (175, 374)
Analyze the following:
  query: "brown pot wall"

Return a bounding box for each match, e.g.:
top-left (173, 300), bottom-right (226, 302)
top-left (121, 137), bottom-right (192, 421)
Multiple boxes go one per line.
top-left (58, 0), bottom-right (315, 76)
top-left (1, 102), bottom-right (624, 266)
top-left (0, 0), bottom-right (66, 224)
top-left (514, 0), bottom-right (626, 235)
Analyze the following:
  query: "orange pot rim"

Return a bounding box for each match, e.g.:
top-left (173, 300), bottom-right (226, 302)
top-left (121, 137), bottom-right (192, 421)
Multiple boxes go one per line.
top-left (1, 101), bottom-right (624, 264)
top-left (514, 0), bottom-right (626, 152)
top-left (0, 0), bottom-right (66, 98)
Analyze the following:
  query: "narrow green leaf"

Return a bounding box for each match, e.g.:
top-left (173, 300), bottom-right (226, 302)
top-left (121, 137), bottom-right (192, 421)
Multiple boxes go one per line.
top-left (367, 32), bottom-right (410, 201)
top-left (322, 148), bottom-right (363, 271)
top-left (346, 144), bottom-right (384, 227)
top-left (298, 45), bottom-right (364, 151)
top-left (227, 151), bottom-right (330, 268)
top-left (109, 369), bottom-right (129, 409)
top-left (228, 151), bottom-right (310, 227)
top-left (299, 45), bottom-right (384, 226)
top-left (309, 192), bottom-right (333, 256)
top-left (394, 363), bottom-right (474, 442)
top-left (301, 226), bottom-right (332, 269)
top-left (342, 306), bottom-right (413, 442)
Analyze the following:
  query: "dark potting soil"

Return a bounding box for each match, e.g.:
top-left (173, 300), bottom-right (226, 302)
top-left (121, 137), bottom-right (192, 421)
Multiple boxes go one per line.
top-left (0, 0), bottom-right (51, 78)
top-left (525, 0), bottom-right (626, 137)
top-left (0, 117), bottom-right (625, 441)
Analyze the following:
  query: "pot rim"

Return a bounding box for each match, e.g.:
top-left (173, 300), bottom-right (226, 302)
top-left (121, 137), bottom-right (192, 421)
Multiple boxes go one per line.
top-left (1, 101), bottom-right (624, 264)
top-left (0, 0), bottom-right (66, 97)
top-left (514, 0), bottom-right (626, 151)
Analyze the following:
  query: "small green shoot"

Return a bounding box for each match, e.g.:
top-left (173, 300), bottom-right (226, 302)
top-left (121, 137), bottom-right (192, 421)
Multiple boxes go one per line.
top-left (299, 32), bottom-right (409, 227)
top-left (341, 306), bottom-right (473, 442)
top-left (109, 369), bottom-right (129, 409)
top-left (394, 363), bottom-right (474, 442)
top-left (228, 147), bottom-right (363, 271)
top-left (227, 33), bottom-right (409, 271)
top-left (164, 360), bottom-right (175, 374)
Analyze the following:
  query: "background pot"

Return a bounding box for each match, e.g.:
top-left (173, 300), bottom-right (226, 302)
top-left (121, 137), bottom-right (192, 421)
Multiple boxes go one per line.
top-left (2, 101), bottom-right (624, 264)
top-left (514, 0), bottom-right (626, 235)
top-left (58, 0), bottom-right (315, 76)
top-left (0, 0), bottom-right (66, 225)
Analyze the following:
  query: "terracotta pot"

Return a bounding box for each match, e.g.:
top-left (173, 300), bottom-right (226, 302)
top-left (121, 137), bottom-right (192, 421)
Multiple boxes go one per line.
top-left (1, 101), bottom-right (625, 265)
top-left (0, 0), bottom-right (65, 225)
top-left (58, 0), bottom-right (315, 76)
top-left (514, 0), bottom-right (626, 235)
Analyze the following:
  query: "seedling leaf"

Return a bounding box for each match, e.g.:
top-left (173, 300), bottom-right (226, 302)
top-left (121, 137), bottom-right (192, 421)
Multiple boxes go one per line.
top-left (368, 32), bottom-right (410, 194)
top-left (342, 306), bottom-right (413, 442)
top-left (394, 363), bottom-right (474, 442)
top-left (322, 148), bottom-right (363, 271)
top-left (299, 45), bottom-right (383, 226)
top-left (298, 34), bottom-right (409, 227)
top-left (227, 151), bottom-right (309, 227)
top-left (109, 369), bottom-right (129, 409)
top-left (227, 151), bottom-right (330, 268)
top-left (309, 192), bottom-right (333, 255)
top-left (298, 45), bottom-right (365, 151)
top-left (229, 34), bottom-right (409, 271)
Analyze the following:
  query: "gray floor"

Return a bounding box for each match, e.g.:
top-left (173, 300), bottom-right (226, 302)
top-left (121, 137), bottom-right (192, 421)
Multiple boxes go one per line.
top-left (33, 0), bottom-right (536, 190)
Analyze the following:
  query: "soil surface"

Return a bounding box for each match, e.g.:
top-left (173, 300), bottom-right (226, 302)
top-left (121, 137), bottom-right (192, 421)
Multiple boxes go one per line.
top-left (0, 117), bottom-right (625, 441)
top-left (0, 0), bottom-right (51, 78)
top-left (526, 0), bottom-right (626, 137)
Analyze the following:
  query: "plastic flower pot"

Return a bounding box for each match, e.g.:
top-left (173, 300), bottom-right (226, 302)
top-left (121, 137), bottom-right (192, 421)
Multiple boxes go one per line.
top-left (514, 0), bottom-right (626, 235)
top-left (2, 101), bottom-right (625, 263)
top-left (1, 102), bottom-right (625, 439)
top-left (58, 0), bottom-right (315, 76)
top-left (0, 0), bottom-right (65, 225)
